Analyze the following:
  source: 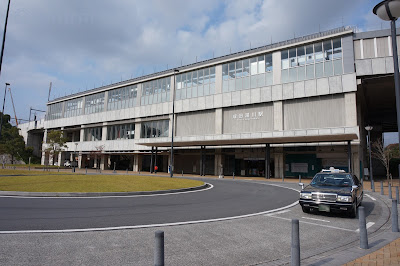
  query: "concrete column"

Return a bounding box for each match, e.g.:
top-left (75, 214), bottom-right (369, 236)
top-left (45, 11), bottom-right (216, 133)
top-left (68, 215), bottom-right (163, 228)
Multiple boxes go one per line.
top-left (273, 101), bottom-right (283, 131)
top-left (58, 152), bottom-right (64, 167)
top-left (104, 91), bottom-right (109, 111)
top-left (108, 156), bottom-right (111, 169)
top-left (41, 129), bottom-right (48, 165)
top-left (102, 123), bottom-right (108, 141)
top-left (133, 154), bottom-right (139, 172)
top-left (94, 154), bottom-right (98, 168)
top-left (80, 125), bottom-right (85, 143)
top-left (274, 148), bottom-right (284, 179)
top-left (78, 153), bottom-right (82, 169)
top-left (344, 92), bottom-right (357, 127)
top-left (214, 148), bottom-right (223, 176)
top-left (272, 51), bottom-right (282, 85)
top-left (215, 108), bottom-right (223, 134)
top-left (348, 141), bottom-right (352, 173)
top-left (135, 123), bottom-right (141, 139)
top-left (265, 144), bottom-right (271, 179)
top-left (100, 154), bottom-right (105, 170)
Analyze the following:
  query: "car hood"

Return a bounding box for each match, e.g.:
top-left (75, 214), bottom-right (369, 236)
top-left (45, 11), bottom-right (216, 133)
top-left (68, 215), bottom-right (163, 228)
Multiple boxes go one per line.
top-left (302, 184), bottom-right (352, 195)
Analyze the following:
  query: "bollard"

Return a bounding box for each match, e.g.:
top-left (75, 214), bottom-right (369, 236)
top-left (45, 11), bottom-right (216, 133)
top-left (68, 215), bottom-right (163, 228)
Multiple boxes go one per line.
top-left (299, 175), bottom-right (301, 183)
top-left (182, 170), bottom-right (183, 177)
top-left (291, 219), bottom-right (300, 266)
top-left (154, 230), bottom-right (164, 266)
top-left (58, 167), bottom-right (59, 172)
top-left (393, 200), bottom-right (399, 232)
top-left (381, 181), bottom-right (384, 195)
top-left (85, 167), bottom-right (88, 174)
top-left (99, 168), bottom-right (101, 173)
top-left (233, 172), bottom-right (235, 180)
top-left (372, 179), bottom-right (375, 192)
top-left (389, 183), bottom-right (392, 199)
top-left (139, 170), bottom-right (140, 175)
top-left (126, 168), bottom-right (128, 174)
top-left (359, 206), bottom-right (369, 249)
top-left (396, 187), bottom-right (399, 204)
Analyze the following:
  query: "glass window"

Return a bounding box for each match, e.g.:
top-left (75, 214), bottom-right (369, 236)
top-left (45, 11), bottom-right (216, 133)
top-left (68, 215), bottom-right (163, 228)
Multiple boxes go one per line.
top-left (298, 66), bottom-right (305, 81)
top-left (306, 64), bottom-right (314, 80)
top-left (281, 50), bottom-right (289, 69)
top-left (333, 38), bottom-right (342, 59)
top-left (243, 59), bottom-right (250, 76)
top-left (265, 54), bottom-right (273, 72)
top-left (192, 71), bottom-right (198, 86)
top-left (222, 64), bottom-right (229, 80)
top-left (236, 60), bottom-right (243, 78)
top-left (315, 43), bottom-right (323, 62)
top-left (198, 69), bottom-right (203, 85)
top-left (324, 60), bottom-right (333, 76)
top-left (203, 68), bottom-right (209, 84)
top-left (306, 45), bottom-right (314, 64)
top-left (250, 57), bottom-right (258, 74)
top-left (210, 67), bottom-right (216, 84)
top-left (334, 59), bottom-right (343, 75)
top-left (289, 68), bottom-right (297, 82)
top-left (324, 40), bottom-right (333, 60)
top-left (289, 48), bottom-right (297, 67)
top-left (228, 62), bottom-right (235, 78)
top-left (315, 62), bottom-right (323, 78)
top-left (297, 47), bottom-right (305, 66)
top-left (141, 120), bottom-right (169, 138)
top-left (258, 55), bottom-right (265, 73)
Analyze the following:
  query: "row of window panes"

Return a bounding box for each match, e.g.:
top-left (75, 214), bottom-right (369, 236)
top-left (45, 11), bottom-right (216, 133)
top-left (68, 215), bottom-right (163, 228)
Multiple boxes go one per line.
top-left (281, 59), bottom-right (343, 83)
top-left (85, 92), bottom-right (105, 114)
top-left (107, 123), bottom-right (135, 140)
top-left (281, 38), bottom-right (342, 70)
top-left (140, 120), bottom-right (169, 138)
top-left (83, 127), bottom-right (102, 141)
top-left (64, 98), bottom-right (83, 118)
top-left (47, 102), bottom-right (63, 120)
top-left (222, 54), bottom-right (272, 81)
top-left (223, 72), bottom-right (273, 92)
top-left (175, 67), bottom-right (216, 100)
top-left (108, 85), bottom-right (138, 111)
top-left (141, 77), bottom-right (171, 106)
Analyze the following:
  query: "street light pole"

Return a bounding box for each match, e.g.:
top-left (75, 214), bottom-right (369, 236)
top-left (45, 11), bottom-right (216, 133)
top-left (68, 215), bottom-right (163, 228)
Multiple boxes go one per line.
top-left (374, 0), bottom-right (400, 184)
top-left (170, 69), bottom-right (179, 178)
top-left (0, 83), bottom-right (10, 139)
top-left (0, 0), bottom-right (11, 81)
top-left (365, 126), bottom-right (374, 189)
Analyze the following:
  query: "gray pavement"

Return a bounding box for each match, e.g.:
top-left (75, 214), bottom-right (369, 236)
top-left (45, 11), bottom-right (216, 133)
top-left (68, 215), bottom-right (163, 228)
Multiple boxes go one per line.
top-left (0, 179), bottom-right (396, 265)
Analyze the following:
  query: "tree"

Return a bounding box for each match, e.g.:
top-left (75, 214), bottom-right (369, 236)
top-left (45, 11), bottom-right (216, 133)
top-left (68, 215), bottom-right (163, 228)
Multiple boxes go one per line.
top-left (44, 130), bottom-right (67, 166)
top-left (0, 112), bottom-right (26, 164)
top-left (372, 138), bottom-right (399, 184)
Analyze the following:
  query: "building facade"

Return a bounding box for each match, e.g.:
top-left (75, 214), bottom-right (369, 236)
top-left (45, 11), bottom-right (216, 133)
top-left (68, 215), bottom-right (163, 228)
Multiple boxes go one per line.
top-left (19, 26), bottom-right (400, 179)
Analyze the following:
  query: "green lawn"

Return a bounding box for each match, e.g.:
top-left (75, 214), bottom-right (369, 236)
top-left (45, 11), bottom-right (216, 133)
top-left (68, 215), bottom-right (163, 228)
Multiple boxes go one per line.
top-left (0, 169), bottom-right (204, 193)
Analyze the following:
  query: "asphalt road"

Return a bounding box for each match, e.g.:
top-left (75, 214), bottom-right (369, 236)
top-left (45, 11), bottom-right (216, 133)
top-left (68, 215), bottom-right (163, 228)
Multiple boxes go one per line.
top-left (0, 178), bottom-right (299, 231)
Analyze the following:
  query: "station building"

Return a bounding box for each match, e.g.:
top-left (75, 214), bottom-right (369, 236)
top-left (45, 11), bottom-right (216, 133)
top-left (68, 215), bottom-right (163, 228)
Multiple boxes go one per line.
top-left (19, 26), bottom-right (399, 179)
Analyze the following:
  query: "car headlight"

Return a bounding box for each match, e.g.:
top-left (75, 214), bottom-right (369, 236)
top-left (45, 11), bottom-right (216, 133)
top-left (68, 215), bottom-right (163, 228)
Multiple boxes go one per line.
top-left (300, 193), bottom-right (312, 199)
top-left (337, 195), bottom-right (352, 202)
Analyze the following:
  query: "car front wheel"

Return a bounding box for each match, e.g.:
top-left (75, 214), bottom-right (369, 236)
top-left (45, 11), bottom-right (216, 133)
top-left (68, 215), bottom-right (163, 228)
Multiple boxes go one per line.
top-left (349, 201), bottom-right (357, 218)
top-left (302, 206), bottom-right (310, 213)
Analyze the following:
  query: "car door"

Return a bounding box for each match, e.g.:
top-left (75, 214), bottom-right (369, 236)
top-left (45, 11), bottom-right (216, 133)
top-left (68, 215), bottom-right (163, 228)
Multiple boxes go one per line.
top-left (352, 175), bottom-right (362, 203)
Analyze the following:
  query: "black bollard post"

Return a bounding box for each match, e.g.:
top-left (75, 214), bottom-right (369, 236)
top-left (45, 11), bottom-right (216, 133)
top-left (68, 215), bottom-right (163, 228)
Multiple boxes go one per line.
top-left (299, 175), bottom-right (301, 183)
top-left (396, 187), bottom-right (399, 204)
top-left (291, 219), bottom-right (300, 266)
top-left (233, 172), bottom-right (235, 180)
top-left (154, 230), bottom-right (164, 266)
top-left (181, 170), bottom-right (183, 177)
top-left (85, 167), bottom-right (87, 174)
top-left (126, 168), bottom-right (128, 174)
top-left (393, 200), bottom-right (399, 232)
top-left (359, 206), bottom-right (369, 249)
top-left (381, 181), bottom-right (384, 195)
top-left (389, 183), bottom-right (392, 199)
top-left (372, 179), bottom-right (375, 192)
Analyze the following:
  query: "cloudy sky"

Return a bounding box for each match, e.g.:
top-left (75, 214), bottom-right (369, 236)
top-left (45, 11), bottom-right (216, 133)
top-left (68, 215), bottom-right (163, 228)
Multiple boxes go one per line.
top-left (0, 0), bottom-right (389, 124)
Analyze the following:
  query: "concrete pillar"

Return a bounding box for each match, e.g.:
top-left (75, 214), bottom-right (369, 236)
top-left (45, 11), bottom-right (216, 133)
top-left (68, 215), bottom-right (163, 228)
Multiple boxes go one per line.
top-left (80, 125), bottom-right (85, 142)
top-left (265, 144), bottom-right (271, 179)
top-left (41, 129), bottom-right (48, 165)
top-left (273, 101), bottom-right (283, 131)
top-left (58, 152), bottom-right (63, 167)
top-left (94, 154), bottom-right (98, 168)
top-left (215, 108), bottom-right (223, 134)
top-left (215, 64), bottom-right (222, 94)
top-left (100, 154), bottom-right (105, 170)
top-left (102, 123), bottom-right (108, 141)
top-left (274, 148), bottom-right (284, 179)
top-left (78, 153), bottom-right (82, 169)
top-left (272, 51), bottom-right (282, 85)
top-left (135, 123), bottom-right (141, 139)
top-left (344, 92), bottom-right (357, 127)
top-left (214, 148), bottom-right (223, 176)
top-left (348, 141), bottom-right (352, 173)
top-left (133, 154), bottom-right (139, 172)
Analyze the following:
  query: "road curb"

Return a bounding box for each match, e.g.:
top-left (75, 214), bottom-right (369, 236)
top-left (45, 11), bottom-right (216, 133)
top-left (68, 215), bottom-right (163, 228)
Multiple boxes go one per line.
top-left (0, 183), bottom-right (210, 197)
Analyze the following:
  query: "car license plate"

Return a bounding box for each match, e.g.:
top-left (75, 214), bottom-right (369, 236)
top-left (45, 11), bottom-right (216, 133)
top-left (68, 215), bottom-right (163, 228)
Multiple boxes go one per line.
top-left (318, 204), bottom-right (330, 212)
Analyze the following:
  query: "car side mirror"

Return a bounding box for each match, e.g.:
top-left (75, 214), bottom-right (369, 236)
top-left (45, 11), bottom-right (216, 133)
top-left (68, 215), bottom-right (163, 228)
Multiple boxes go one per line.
top-left (351, 185), bottom-right (358, 192)
top-left (299, 183), bottom-right (304, 190)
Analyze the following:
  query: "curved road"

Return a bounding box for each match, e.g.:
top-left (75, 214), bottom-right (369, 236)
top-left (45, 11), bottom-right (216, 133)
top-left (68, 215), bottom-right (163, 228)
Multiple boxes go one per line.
top-left (0, 179), bottom-right (299, 232)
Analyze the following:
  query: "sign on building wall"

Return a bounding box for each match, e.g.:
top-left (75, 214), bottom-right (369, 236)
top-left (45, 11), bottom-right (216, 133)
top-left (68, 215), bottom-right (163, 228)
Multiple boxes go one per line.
top-left (291, 163), bottom-right (308, 173)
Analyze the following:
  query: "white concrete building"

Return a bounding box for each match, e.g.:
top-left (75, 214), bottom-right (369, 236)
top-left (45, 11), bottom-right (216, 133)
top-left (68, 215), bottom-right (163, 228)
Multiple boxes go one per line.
top-left (19, 26), bottom-right (399, 179)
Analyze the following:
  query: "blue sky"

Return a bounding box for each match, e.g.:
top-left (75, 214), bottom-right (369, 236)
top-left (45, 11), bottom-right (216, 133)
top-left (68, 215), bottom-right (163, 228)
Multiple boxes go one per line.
top-left (0, 0), bottom-right (391, 125)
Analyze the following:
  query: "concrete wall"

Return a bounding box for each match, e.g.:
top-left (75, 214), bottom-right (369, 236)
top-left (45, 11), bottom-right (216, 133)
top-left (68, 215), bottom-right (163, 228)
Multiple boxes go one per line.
top-left (176, 110), bottom-right (215, 136)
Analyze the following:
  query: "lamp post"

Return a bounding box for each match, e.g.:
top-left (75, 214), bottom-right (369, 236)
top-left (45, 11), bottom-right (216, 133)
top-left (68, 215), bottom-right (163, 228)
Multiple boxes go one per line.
top-left (373, 1), bottom-right (400, 179)
top-left (365, 125), bottom-right (374, 189)
top-left (170, 69), bottom-right (179, 178)
top-left (0, 82), bottom-right (10, 139)
top-left (74, 142), bottom-right (78, 173)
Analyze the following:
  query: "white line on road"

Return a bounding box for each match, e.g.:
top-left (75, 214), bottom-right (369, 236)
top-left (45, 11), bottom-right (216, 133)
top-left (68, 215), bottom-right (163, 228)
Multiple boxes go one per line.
top-left (365, 194), bottom-right (376, 201)
top-left (301, 217), bottom-right (330, 223)
top-left (267, 215), bottom-right (355, 232)
top-left (355, 222), bottom-right (375, 232)
top-left (266, 209), bottom-right (291, 216)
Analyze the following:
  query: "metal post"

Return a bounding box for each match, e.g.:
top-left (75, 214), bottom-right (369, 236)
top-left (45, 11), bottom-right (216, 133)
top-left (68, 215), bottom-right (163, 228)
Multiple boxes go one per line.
top-left (113, 162), bottom-right (116, 173)
top-left (396, 186), bottom-right (399, 204)
top-left (372, 179), bottom-right (375, 192)
top-left (367, 129), bottom-right (374, 189)
top-left (390, 20), bottom-right (400, 170)
top-left (291, 219), bottom-right (300, 266)
top-left (392, 200), bottom-right (399, 232)
top-left (200, 146), bottom-right (203, 176)
top-left (150, 146), bottom-right (154, 173)
top-left (381, 181), bottom-right (384, 195)
top-left (181, 170), bottom-right (183, 177)
top-left (126, 168), bottom-right (128, 174)
top-left (170, 69), bottom-right (179, 178)
top-left (359, 206), bottom-right (369, 249)
top-left (233, 172), bottom-right (235, 180)
top-left (85, 167), bottom-right (87, 174)
top-left (154, 230), bottom-right (164, 266)
top-left (389, 183), bottom-right (392, 199)
top-left (28, 157), bottom-right (31, 171)
top-left (265, 144), bottom-right (270, 179)
top-left (299, 175), bottom-right (301, 183)
top-left (347, 140), bottom-right (352, 173)
top-left (0, 83), bottom-right (9, 139)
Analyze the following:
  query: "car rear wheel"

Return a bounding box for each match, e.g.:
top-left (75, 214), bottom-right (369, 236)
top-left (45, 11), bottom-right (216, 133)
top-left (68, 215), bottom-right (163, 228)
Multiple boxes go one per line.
top-left (302, 206), bottom-right (310, 213)
top-left (349, 201), bottom-right (357, 218)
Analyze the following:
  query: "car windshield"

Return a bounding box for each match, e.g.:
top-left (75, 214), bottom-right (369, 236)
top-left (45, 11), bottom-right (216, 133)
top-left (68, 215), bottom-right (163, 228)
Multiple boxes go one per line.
top-left (310, 173), bottom-right (354, 187)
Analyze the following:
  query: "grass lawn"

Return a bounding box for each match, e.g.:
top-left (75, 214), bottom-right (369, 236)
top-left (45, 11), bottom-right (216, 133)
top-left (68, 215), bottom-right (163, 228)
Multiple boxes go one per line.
top-left (0, 169), bottom-right (204, 193)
